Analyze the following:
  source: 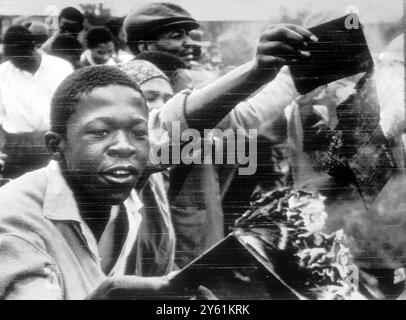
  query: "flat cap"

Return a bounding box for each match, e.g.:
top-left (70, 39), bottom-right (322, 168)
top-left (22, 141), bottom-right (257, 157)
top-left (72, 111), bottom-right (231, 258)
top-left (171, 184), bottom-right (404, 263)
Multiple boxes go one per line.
top-left (124, 2), bottom-right (199, 43)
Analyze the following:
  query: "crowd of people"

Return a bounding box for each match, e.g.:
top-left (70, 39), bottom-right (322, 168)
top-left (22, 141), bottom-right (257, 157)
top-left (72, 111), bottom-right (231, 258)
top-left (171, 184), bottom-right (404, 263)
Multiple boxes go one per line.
top-left (0, 2), bottom-right (405, 300)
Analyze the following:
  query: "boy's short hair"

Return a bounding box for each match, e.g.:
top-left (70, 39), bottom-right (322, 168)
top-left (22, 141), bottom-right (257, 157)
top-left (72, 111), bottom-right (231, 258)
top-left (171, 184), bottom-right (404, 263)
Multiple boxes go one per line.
top-left (3, 25), bottom-right (35, 57)
top-left (59, 7), bottom-right (84, 25)
top-left (51, 65), bottom-right (145, 137)
top-left (85, 27), bottom-right (114, 49)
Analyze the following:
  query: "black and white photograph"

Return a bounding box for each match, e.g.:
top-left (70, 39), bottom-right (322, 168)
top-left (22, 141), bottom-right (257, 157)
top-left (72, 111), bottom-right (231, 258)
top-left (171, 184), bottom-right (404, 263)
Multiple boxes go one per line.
top-left (0, 0), bottom-right (405, 304)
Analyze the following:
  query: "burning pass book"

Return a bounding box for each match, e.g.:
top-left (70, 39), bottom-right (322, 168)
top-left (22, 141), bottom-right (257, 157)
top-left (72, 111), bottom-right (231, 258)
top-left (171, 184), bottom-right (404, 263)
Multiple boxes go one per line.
top-left (172, 188), bottom-right (365, 300)
top-left (289, 14), bottom-right (374, 95)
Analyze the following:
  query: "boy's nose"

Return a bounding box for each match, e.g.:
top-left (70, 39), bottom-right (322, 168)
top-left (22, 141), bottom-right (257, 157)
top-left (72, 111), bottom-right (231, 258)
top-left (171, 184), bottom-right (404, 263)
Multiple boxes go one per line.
top-left (107, 132), bottom-right (137, 157)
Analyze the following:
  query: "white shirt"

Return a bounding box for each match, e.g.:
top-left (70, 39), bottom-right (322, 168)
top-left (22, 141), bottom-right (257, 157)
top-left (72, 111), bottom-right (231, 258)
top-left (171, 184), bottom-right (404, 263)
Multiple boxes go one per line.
top-left (0, 53), bottom-right (73, 134)
top-left (80, 50), bottom-right (117, 67)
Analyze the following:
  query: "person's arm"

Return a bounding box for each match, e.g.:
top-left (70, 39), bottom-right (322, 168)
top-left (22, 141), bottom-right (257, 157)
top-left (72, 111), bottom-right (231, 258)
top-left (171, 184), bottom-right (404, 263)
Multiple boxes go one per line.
top-left (0, 234), bottom-right (183, 300)
top-left (87, 274), bottom-right (218, 300)
top-left (216, 66), bottom-right (298, 134)
top-left (161, 24), bottom-right (317, 133)
top-left (0, 235), bottom-right (64, 300)
top-left (86, 275), bottom-right (174, 300)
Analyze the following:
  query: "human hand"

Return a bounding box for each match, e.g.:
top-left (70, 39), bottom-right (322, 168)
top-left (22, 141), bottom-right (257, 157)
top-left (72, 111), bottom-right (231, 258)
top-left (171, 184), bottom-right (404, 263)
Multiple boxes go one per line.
top-left (255, 24), bottom-right (318, 72)
top-left (87, 274), bottom-right (177, 300)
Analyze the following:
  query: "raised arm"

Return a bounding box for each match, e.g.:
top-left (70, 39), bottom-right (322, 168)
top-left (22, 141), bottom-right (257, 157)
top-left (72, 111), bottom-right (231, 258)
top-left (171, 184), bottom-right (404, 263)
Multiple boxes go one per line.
top-left (177, 24), bottom-right (317, 132)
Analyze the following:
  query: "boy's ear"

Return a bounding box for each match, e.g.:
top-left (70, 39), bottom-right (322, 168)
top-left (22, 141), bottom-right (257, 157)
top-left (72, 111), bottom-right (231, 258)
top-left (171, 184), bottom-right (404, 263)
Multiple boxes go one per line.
top-left (45, 131), bottom-right (65, 161)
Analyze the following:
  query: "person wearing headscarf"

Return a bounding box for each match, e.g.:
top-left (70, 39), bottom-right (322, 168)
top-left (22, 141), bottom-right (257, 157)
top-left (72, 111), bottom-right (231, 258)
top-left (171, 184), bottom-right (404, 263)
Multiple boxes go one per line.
top-left (118, 59), bottom-right (176, 276)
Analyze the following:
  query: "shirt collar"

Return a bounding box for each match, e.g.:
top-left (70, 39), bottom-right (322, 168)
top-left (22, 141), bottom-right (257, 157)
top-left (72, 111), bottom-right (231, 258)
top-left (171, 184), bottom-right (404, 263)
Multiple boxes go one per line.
top-left (42, 160), bottom-right (144, 265)
top-left (43, 160), bottom-right (82, 222)
top-left (38, 52), bottom-right (51, 69)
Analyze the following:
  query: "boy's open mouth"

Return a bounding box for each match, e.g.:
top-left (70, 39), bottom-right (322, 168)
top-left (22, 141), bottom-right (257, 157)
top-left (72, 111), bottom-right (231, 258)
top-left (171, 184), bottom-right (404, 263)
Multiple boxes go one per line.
top-left (101, 166), bottom-right (139, 185)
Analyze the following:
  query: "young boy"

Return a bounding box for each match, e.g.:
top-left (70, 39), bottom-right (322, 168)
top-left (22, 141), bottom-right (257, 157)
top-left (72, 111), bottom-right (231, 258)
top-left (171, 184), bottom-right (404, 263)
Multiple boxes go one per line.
top-left (80, 27), bottom-right (117, 67)
top-left (0, 66), bottom-right (174, 299)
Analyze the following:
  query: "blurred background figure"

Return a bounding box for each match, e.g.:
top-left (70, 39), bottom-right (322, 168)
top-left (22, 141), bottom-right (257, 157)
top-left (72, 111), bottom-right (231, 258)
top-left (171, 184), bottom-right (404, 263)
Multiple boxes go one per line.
top-left (80, 26), bottom-right (117, 66)
top-left (188, 29), bottom-right (220, 88)
top-left (41, 7), bottom-right (85, 55)
top-left (0, 26), bottom-right (73, 179)
top-left (119, 59), bottom-right (173, 112)
top-left (104, 16), bottom-right (133, 63)
top-left (188, 29), bottom-right (206, 61)
top-left (51, 34), bottom-right (84, 69)
top-left (217, 29), bottom-right (256, 74)
top-left (28, 21), bottom-right (50, 49)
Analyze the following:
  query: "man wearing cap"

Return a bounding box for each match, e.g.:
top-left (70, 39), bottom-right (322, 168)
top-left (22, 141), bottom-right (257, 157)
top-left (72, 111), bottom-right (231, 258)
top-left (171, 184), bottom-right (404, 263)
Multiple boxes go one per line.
top-left (124, 2), bottom-right (198, 67)
top-left (124, 3), bottom-right (226, 268)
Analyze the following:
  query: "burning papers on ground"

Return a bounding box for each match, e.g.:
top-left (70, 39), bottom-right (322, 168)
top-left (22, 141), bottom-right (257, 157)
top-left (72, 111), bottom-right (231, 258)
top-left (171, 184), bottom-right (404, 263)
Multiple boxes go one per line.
top-left (234, 187), bottom-right (364, 299)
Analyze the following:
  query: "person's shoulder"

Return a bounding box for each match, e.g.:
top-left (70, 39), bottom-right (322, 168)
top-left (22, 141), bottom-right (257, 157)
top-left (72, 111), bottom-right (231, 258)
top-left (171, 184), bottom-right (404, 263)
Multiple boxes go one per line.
top-left (0, 60), bottom-right (13, 74)
top-left (43, 53), bottom-right (69, 66)
top-left (42, 53), bottom-right (73, 72)
top-left (0, 168), bottom-right (48, 222)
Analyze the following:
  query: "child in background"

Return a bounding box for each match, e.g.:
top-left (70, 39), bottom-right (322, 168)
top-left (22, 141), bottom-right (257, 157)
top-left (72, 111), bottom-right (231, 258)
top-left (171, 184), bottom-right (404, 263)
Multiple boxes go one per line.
top-left (80, 27), bottom-right (117, 67)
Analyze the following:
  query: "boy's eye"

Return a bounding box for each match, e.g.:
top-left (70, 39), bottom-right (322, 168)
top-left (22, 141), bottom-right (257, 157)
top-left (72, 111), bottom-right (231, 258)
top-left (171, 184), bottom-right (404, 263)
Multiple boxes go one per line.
top-left (131, 129), bottom-right (148, 138)
top-left (144, 92), bottom-right (159, 103)
top-left (145, 96), bottom-right (158, 103)
top-left (90, 129), bottom-right (110, 137)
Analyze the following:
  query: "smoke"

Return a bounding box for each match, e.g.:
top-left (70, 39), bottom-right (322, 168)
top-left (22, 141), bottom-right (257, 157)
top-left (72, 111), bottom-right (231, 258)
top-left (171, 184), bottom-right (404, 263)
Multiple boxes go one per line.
top-left (376, 43), bottom-right (405, 139)
top-left (316, 33), bottom-right (406, 270)
top-left (216, 22), bottom-right (266, 67)
top-left (326, 174), bottom-right (406, 269)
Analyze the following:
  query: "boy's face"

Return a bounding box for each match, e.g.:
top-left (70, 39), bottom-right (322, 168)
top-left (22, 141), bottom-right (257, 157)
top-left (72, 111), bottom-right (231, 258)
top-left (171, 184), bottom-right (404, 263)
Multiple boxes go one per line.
top-left (90, 41), bottom-right (115, 65)
top-left (61, 85), bottom-right (149, 204)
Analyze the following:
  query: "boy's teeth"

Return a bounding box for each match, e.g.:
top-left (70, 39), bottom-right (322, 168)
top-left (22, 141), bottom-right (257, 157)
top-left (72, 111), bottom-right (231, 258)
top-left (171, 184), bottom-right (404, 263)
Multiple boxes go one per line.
top-left (113, 170), bottom-right (129, 175)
